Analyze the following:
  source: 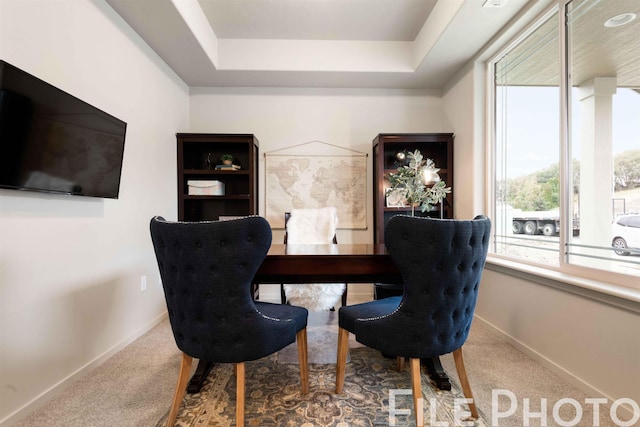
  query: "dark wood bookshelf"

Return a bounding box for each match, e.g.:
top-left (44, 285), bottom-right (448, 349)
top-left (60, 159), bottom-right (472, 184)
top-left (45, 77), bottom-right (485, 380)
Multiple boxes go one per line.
top-left (372, 133), bottom-right (454, 244)
top-left (177, 133), bottom-right (259, 222)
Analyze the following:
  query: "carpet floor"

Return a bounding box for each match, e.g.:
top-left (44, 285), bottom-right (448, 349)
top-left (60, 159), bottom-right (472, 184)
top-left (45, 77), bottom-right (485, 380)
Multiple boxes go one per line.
top-left (156, 346), bottom-right (488, 426)
top-left (16, 312), bottom-right (626, 427)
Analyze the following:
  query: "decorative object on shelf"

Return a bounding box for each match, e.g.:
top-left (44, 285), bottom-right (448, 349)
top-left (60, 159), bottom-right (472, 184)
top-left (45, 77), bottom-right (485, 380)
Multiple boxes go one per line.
top-left (187, 180), bottom-right (225, 196)
top-left (205, 152), bottom-right (213, 169)
top-left (393, 150), bottom-right (409, 168)
top-left (386, 149), bottom-right (450, 216)
top-left (385, 188), bottom-right (407, 208)
top-left (220, 153), bottom-right (235, 165)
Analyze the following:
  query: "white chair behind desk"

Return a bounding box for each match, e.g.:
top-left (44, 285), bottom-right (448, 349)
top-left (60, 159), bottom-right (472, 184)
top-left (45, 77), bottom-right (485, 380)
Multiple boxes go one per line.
top-left (281, 207), bottom-right (348, 310)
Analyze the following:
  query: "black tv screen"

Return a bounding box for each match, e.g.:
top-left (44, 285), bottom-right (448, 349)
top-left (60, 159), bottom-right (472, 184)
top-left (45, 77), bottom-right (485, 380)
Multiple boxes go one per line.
top-left (0, 60), bottom-right (126, 199)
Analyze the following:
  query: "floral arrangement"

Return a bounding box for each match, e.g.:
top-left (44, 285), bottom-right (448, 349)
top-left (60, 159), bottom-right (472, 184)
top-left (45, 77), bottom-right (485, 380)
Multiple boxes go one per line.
top-left (386, 150), bottom-right (451, 215)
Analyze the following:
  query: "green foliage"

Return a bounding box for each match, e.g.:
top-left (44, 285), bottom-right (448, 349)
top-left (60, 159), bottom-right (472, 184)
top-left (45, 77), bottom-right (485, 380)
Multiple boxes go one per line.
top-left (507, 168), bottom-right (562, 211)
top-left (505, 150), bottom-right (639, 211)
top-left (387, 150), bottom-right (451, 213)
top-left (508, 175), bottom-right (555, 211)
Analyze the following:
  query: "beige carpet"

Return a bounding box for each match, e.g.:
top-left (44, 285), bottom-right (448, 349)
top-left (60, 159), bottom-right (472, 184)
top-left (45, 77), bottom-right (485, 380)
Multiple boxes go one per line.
top-left (16, 314), bottom-right (627, 427)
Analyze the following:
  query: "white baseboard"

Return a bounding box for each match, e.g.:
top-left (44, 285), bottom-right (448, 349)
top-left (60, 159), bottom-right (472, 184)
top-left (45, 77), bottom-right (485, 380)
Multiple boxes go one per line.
top-left (0, 312), bottom-right (168, 427)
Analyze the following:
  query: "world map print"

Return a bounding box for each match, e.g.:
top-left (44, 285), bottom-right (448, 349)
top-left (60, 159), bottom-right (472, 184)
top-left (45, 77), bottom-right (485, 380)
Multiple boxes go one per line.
top-left (265, 155), bottom-right (367, 229)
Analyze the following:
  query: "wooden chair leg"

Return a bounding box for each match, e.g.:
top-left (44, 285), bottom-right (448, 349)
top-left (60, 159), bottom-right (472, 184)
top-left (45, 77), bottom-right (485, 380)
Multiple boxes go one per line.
top-left (397, 356), bottom-right (405, 372)
top-left (453, 347), bottom-right (479, 419)
top-left (335, 327), bottom-right (350, 393)
top-left (409, 358), bottom-right (424, 427)
top-left (297, 328), bottom-right (309, 394)
top-left (280, 284), bottom-right (287, 304)
top-left (235, 362), bottom-right (245, 427)
top-left (166, 353), bottom-right (193, 427)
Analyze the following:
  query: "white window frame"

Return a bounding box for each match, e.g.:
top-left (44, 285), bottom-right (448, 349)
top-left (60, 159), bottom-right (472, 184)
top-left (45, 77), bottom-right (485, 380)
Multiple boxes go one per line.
top-left (485, 0), bottom-right (639, 294)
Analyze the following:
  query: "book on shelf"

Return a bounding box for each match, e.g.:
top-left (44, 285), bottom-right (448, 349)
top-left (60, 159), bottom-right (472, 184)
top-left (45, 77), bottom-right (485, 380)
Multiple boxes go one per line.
top-left (215, 164), bottom-right (241, 170)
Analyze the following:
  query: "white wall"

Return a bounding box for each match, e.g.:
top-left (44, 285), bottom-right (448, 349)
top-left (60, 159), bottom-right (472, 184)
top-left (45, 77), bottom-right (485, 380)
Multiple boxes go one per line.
top-left (442, 64), bottom-right (487, 219)
top-left (0, 1), bottom-right (189, 424)
top-left (477, 268), bottom-right (640, 405)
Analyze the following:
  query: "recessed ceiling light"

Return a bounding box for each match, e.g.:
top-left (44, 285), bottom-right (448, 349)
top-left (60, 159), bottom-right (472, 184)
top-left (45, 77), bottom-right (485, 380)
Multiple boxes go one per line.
top-left (604, 13), bottom-right (637, 28)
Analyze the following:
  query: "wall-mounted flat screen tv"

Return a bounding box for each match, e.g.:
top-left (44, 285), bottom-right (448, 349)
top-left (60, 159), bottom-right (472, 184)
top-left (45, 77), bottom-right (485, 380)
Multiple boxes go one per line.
top-left (0, 60), bottom-right (127, 199)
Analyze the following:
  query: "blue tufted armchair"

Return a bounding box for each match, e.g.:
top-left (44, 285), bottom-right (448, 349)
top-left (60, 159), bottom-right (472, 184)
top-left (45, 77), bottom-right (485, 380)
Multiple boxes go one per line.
top-left (335, 215), bottom-right (491, 426)
top-left (150, 216), bottom-right (309, 427)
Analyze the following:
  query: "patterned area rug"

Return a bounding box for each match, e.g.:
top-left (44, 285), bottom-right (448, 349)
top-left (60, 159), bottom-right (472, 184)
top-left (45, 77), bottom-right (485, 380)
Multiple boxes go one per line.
top-left (157, 346), bottom-right (489, 426)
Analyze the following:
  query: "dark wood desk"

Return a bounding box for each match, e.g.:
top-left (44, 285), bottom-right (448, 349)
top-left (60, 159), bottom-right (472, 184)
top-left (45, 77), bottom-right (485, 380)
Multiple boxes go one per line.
top-left (254, 244), bottom-right (402, 284)
top-left (187, 244), bottom-right (452, 392)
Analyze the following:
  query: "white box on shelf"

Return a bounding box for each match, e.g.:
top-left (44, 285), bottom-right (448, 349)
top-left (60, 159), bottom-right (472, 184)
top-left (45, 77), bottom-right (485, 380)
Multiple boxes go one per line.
top-left (188, 180), bottom-right (225, 195)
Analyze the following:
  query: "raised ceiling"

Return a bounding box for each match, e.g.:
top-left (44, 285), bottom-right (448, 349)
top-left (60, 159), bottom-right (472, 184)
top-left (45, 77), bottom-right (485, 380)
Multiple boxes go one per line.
top-left (105, 0), bottom-right (530, 89)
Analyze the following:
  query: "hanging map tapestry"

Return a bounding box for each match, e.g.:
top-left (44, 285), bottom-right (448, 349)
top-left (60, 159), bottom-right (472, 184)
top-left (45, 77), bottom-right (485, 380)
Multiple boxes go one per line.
top-left (265, 154), bottom-right (367, 229)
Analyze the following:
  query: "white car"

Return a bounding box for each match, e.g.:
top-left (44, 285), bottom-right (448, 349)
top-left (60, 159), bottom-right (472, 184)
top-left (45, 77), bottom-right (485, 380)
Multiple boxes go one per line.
top-left (612, 214), bottom-right (640, 256)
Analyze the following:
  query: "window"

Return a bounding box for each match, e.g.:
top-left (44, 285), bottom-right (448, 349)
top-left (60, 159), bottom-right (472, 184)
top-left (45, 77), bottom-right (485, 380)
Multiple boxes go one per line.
top-left (493, 10), bottom-right (561, 267)
top-left (490, 0), bottom-right (640, 286)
